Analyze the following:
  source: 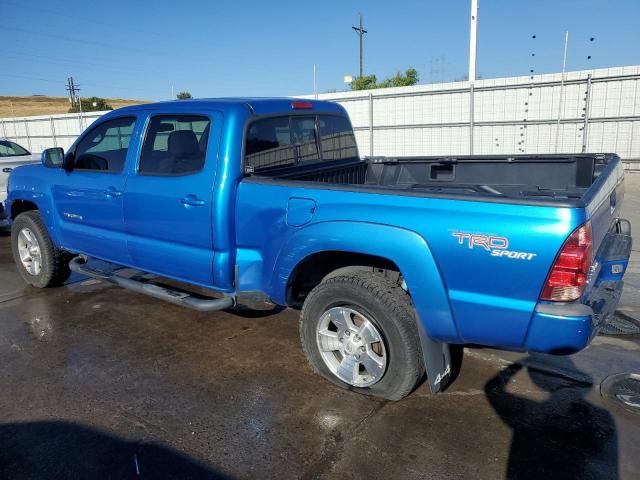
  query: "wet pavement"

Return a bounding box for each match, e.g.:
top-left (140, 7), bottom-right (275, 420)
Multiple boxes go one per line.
top-left (1, 174), bottom-right (640, 479)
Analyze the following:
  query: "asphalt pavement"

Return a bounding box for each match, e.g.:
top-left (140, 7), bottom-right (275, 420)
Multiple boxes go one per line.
top-left (0, 173), bottom-right (639, 479)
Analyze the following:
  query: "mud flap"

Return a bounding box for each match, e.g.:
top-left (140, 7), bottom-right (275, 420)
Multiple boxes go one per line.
top-left (416, 320), bottom-right (452, 393)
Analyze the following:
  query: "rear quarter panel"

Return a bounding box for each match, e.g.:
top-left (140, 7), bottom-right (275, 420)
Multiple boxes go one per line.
top-left (236, 180), bottom-right (585, 348)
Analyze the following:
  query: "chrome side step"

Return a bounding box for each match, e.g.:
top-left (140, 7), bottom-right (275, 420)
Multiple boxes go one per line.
top-left (69, 256), bottom-right (235, 312)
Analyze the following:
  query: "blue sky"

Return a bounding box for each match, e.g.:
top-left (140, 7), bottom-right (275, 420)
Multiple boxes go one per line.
top-left (1, 0), bottom-right (639, 100)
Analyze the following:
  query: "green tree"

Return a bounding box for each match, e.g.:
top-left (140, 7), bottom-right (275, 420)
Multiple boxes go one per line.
top-left (68, 96), bottom-right (113, 113)
top-left (176, 91), bottom-right (193, 100)
top-left (350, 74), bottom-right (377, 91)
top-left (350, 68), bottom-right (419, 91)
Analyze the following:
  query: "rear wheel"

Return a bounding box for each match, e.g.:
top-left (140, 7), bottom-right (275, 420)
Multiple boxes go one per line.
top-left (300, 271), bottom-right (424, 400)
top-left (11, 211), bottom-right (71, 288)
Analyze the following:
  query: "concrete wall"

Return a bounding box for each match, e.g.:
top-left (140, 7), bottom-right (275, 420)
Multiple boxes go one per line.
top-left (307, 65), bottom-right (640, 167)
top-left (0, 111), bottom-right (104, 153)
top-left (2, 65), bottom-right (639, 168)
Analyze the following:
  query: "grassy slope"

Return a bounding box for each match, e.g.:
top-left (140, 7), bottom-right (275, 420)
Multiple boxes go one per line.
top-left (0, 96), bottom-right (149, 118)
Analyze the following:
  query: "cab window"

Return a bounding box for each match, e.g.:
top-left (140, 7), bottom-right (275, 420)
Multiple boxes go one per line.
top-left (139, 115), bottom-right (210, 176)
top-left (73, 117), bottom-right (136, 173)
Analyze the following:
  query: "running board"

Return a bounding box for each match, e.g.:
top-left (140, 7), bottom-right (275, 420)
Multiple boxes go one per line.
top-left (69, 257), bottom-right (235, 312)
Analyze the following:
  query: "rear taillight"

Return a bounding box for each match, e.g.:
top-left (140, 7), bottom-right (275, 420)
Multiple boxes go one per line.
top-left (540, 222), bottom-right (593, 302)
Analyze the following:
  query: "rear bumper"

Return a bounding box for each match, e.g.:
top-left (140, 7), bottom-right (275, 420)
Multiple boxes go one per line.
top-left (525, 218), bottom-right (632, 354)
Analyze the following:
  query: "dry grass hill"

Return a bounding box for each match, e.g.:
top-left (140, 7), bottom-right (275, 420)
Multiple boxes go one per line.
top-left (0, 96), bottom-right (148, 118)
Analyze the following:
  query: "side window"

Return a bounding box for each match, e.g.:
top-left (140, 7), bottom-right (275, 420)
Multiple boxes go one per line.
top-left (74, 117), bottom-right (136, 173)
top-left (318, 115), bottom-right (358, 161)
top-left (0, 140), bottom-right (30, 157)
top-left (139, 115), bottom-right (210, 176)
top-left (245, 117), bottom-right (295, 171)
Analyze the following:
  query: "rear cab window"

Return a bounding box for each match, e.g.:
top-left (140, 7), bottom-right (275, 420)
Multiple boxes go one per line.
top-left (245, 114), bottom-right (358, 175)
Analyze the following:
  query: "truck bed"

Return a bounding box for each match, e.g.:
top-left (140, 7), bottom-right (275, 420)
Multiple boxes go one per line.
top-left (251, 153), bottom-right (620, 207)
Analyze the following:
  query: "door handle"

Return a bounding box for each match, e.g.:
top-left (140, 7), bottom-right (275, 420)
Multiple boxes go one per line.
top-left (180, 195), bottom-right (205, 207)
top-left (104, 187), bottom-right (122, 197)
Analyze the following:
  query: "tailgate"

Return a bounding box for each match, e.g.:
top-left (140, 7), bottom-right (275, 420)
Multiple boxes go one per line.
top-left (583, 156), bottom-right (626, 254)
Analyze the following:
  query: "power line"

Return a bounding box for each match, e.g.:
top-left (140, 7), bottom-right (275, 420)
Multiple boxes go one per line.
top-left (351, 14), bottom-right (367, 78)
top-left (0, 50), bottom-right (167, 76)
top-left (0, 24), bottom-right (202, 62)
top-left (3, 0), bottom-right (185, 43)
top-left (0, 72), bottom-right (147, 92)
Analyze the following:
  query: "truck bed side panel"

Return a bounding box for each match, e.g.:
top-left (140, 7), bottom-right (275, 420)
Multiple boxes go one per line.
top-left (236, 179), bottom-right (583, 348)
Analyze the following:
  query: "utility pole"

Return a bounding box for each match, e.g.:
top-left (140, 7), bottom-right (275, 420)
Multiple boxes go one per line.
top-left (65, 76), bottom-right (81, 107)
top-left (352, 14), bottom-right (367, 78)
top-left (66, 76), bottom-right (84, 128)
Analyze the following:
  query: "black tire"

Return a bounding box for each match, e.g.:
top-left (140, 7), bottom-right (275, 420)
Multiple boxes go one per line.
top-left (11, 211), bottom-right (71, 288)
top-left (300, 271), bottom-right (424, 401)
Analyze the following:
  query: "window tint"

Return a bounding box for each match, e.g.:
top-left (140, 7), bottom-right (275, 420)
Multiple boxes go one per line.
top-left (245, 116), bottom-right (295, 171)
top-left (0, 140), bottom-right (30, 157)
top-left (318, 115), bottom-right (358, 161)
top-left (139, 115), bottom-right (210, 176)
top-left (291, 116), bottom-right (320, 164)
top-left (245, 115), bottom-right (357, 173)
top-left (74, 117), bottom-right (136, 172)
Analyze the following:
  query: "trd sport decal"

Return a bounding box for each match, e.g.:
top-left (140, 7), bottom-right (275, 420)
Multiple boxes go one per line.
top-left (452, 232), bottom-right (537, 261)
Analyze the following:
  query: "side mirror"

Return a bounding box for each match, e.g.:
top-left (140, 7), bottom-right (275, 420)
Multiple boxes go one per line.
top-left (41, 147), bottom-right (65, 168)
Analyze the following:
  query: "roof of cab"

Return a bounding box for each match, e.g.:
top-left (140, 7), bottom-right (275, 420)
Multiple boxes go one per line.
top-left (111, 97), bottom-right (345, 116)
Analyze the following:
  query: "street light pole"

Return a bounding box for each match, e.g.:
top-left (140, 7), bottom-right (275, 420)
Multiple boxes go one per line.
top-left (468, 0), bottom-right (478, 83)
top-left (468, 0), bottom-right (478, 154)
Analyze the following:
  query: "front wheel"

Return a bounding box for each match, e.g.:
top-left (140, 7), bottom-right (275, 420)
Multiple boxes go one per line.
top-left (299, 271), bottom-right (424, 401)
top-left (11, 211), bottom-right (71, 288)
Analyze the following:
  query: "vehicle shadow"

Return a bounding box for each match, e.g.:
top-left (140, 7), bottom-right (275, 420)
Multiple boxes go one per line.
top-left (0, 420), bottom-right (233, 480)
top-left (229, 304), bottom-right (287, 319)
top-left (484, 356), bottom-right (618, 480)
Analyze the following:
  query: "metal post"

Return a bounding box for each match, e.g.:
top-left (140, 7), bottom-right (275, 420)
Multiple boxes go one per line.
top-left (24, 119), bottom-right (32, 151)
top-left (1, 119), bottom-right (6, 139)
top-left (50, 116), bottom-right (57, 147)
top-left (468, 0), bottom-right (478, 83)
top-left (369, 92), bottom-right (374, 158)
top-left (555, 31), bottom-right (569, 152)
top-left (469, 83), bottom-right (475, 155)
top-left (582, 74), bottom-right (592, 153)
top-left (313, 64), bottom-right (317, 99)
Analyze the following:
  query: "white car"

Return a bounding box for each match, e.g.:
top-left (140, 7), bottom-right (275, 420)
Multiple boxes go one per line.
top-left (1, 139), bottom-right (40, 227)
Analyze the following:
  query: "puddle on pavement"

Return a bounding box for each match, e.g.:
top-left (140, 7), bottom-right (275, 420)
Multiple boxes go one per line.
top-left (26, 316), bottom-right (54, 342)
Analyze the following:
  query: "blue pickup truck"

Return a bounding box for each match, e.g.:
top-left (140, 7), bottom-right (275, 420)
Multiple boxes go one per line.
top-left (5, 98), bottom-right (632, 400)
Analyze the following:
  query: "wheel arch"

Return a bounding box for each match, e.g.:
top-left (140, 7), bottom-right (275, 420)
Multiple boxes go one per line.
top-left (8, 191), bottom-right (62, 247)
top-left (11, 199), bottom-right (39, 220)
top-left (268, 220), bottom-right (459, 343)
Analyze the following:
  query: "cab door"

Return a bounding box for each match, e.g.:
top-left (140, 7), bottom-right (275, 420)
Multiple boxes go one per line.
top-left (123, 112), bottom-right (221, 286)
top-left (51, 115), bottom-right (138, 264)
